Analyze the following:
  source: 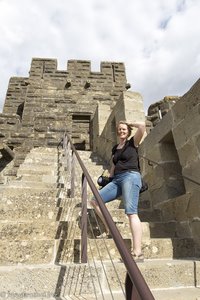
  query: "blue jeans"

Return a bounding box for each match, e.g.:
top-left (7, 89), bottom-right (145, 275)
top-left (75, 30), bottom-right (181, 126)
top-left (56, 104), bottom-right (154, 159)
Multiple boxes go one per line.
top-left (96, 171), bottom-right (142, 214)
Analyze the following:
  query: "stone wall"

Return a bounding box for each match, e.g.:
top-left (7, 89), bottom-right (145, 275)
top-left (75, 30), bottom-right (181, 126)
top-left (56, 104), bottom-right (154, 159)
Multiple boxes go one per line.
top-left (139, 78), bottom-right (200, 255)
top-left (0, 57), bottom-right (128, 175)
top-left (1, 58), bottom-right (127, 149)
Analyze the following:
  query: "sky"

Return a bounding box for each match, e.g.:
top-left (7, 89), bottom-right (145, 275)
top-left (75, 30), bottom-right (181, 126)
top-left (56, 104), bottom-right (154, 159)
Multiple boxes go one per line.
top-left (0, 0), bottom-right (200, 113)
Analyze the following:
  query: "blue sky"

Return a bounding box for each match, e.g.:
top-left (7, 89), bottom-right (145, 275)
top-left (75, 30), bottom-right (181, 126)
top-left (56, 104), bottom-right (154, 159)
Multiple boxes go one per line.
top-left (0, 0), bottom-right (199, 113)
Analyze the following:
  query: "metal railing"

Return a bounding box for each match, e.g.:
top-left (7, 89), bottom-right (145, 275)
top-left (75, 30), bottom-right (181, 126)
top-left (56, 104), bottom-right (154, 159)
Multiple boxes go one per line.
top-left (62, 132), bottom-right (155, 300)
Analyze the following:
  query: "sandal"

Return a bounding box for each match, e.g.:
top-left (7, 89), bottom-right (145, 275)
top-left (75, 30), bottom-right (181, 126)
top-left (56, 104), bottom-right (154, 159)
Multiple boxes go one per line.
top-left (132, 253), bottom-right (144, 263)
top-left (96, 232), bottom-right (112, 239)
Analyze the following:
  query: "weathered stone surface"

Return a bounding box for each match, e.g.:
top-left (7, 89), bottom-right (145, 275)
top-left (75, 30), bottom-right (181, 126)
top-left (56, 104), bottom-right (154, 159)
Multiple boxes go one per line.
top-left (0, 240), bottom-right (55, 265)
top-left (139, 77), bottom-right (200, 256)
top-left (152, 287), bottom-right (200, 300)
top-left (139, 259), bottom-right (196, 289)
top-left (0, 58), bottom-right (199, 299)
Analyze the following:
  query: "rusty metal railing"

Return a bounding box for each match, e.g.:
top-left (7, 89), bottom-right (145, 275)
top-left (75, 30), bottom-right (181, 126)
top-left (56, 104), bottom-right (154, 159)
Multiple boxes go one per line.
top-left (62, 132), bottom-right (155, 300)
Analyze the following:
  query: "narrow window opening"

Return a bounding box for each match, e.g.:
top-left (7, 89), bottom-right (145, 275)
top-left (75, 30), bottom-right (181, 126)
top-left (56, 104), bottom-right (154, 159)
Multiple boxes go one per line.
top-left (72, 114), bottom-right (91, 150)
top-left (16, 102), bottom-right (24, 120)
top-left (112, 64), bottom-right (116, 82)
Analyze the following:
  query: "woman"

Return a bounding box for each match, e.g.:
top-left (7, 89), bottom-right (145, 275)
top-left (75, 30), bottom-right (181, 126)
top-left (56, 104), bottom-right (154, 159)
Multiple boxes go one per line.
top-left (90, 120), bottom-right (146, 262)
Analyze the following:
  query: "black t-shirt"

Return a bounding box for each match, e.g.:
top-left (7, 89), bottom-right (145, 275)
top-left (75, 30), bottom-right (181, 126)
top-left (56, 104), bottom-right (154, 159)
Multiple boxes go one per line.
top-left (112, 136), bottom-right (140, 175)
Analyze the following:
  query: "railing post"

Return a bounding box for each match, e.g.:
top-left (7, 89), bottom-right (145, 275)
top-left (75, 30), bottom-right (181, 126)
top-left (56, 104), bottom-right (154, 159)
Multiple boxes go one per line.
top-left (125, 273), bottom-right (141, 300)
top-left (71, 151), bottom-right (75, 198)
top-left (81, 174), bottom-right (88, 263)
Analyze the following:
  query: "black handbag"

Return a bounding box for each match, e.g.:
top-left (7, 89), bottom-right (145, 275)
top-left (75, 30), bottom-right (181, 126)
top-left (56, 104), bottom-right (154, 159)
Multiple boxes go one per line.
top-left (140, 177), bottom-right (148, 193)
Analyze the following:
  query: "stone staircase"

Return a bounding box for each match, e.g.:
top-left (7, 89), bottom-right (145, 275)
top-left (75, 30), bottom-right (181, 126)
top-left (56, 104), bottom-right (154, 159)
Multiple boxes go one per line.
top-left (0, 148), bottom-right (199, 299)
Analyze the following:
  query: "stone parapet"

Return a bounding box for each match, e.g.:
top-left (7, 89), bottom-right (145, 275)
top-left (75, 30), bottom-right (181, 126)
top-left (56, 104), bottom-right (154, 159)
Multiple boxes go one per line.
top-left (140, 78), bottom-right (200, 256)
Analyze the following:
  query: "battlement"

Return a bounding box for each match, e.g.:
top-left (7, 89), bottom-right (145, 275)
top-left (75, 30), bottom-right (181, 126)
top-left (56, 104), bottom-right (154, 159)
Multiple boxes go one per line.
top-left (29, 58), bottom-right (126, 85)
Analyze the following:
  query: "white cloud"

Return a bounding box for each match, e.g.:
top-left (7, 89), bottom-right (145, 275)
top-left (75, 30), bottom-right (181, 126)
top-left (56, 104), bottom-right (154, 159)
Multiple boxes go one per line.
top-left (0, 0), bottom-right (199, 113)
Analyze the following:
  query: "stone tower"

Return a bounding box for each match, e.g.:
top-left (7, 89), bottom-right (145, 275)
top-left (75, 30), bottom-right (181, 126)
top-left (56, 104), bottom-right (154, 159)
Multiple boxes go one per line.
top-left (0, 58), bottom-right (129, 178)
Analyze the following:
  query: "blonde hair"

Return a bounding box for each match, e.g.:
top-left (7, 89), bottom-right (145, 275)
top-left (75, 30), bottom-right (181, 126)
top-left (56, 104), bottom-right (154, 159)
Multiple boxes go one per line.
top-left (117, 120), bottom-right (133, 138)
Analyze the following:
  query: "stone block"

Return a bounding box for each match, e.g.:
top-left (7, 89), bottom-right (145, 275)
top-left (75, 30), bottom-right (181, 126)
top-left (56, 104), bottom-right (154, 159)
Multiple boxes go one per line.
top-left (139, 208), bottom-right (162, 222)
top-left (147, 221), bottom-right (177, 238)
top-left (191, 220), bottom-right (200, 241)
top-left (0, 221), bottom-right (62, 241)
top-left (176, 221), bottom-right (192, 238)
top-left (142, 238), bottom-right (173, 259)
top-left (0, 240), bottom-right (55, 265)
top-left (152, 287), bottom-right (200, 300)
top-left (0, 191), bottom-right (60, 221)
top-left (0, 265), bottom-right (62, 298)
top-left (177, 139), bottom-right (199, 167)
top-left (138, 260), bottom-right (195, 289)
top-left (142, 110), bottom-right (173, 147)
top-left (172, 80), bottom-right (200, 123)
top-left (173, 105), bottom-right (200, 151)
top-left (187, 191), bottom-right (200, 219)
top-left (183, 159), bottom-right (200, 191)
top-left (195, 261), bottom-right (200, 288)
top-left (157, 193), bottom-right (190, 222)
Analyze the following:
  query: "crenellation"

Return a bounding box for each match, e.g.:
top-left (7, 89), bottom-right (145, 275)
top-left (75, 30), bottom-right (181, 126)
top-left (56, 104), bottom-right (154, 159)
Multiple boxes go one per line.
top-left (30, 58), bottom-right (58, 77)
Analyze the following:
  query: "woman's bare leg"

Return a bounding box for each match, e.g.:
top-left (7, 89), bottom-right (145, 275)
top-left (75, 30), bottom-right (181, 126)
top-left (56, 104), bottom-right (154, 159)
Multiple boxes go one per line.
top-left (128, 214), bottom-right (143, 255)
top-left (89, 200), bottom-right (110, 234)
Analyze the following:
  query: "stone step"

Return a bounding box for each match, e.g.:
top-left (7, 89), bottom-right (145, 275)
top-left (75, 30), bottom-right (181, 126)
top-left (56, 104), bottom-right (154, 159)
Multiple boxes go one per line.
top-left (0, 202), bottom-right (62, 222)
top-left (52, 237), bottom-right (195, 263)
top-left (0, 196), bottom-right (79, 221)
top-left (0, 188), bottom-right (59, 199)
top-left (88, 206), bottom-right (162, 223)
top-left (0, 217), bottom-right (179, 243)
top-left (98, 197), bottom-right (151, 210)
top-left (0, 240), bottom-right (55, 265)
top-left (17, 164), bottom-right (58, 175)
top-left (0, 206), bottom-right (168, 242)
top-left (0, 264), bottom-right (125, 298)
top-left (116, 221), bottom-right (177, 239)
top-left (0, 260), bottom-right (199, 297)
top-left (1, 236), bottom-right (194, 266)
top-left (78, 150), bottom-right (106, 163)
top-left (24, 151), bottom-right (58, 157)
top-left (14, 174), bottom-right (58, 183)
top-left (22, 157), bottom-right (58, 164)
top-left (0, 221), bottom-right (66, 241)
top-left (0, 186), bottom-right (59, 196)
top-left (110, 207), bottom-right (161, 222)
top-left (5, 180), bottom-right (58, 189)
top-left (76, 160), bottom-right (104, 168)
top-left (152, 287), bottom-right (200, 300)
top-left (139, 259), bottom-right (200, 290)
